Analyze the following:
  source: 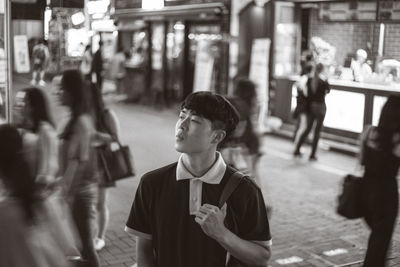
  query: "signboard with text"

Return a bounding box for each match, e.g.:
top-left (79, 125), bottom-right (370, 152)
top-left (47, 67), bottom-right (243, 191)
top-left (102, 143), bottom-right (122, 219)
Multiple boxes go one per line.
top-left (13, 35), bottom-right (30, 73)
top-left (193, 41), bottom-right (214, 92)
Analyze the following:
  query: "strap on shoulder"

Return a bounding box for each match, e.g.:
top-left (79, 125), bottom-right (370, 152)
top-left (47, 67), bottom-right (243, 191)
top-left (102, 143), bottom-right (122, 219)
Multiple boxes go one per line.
top-left (218, 171), bottom-right (245, 209)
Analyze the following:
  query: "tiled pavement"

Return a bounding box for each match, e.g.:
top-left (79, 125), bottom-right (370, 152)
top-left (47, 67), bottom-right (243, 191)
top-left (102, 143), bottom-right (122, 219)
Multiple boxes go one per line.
top-left (12, 75), bottom-right (400, 267)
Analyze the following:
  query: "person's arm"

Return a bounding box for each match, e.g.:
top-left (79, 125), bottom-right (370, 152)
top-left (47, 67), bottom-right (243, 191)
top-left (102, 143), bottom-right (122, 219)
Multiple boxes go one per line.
top-left (36, 123), bottom-right (59, 184)
top-left (104, 109), bottom-right (121, 141)
top-left (136, 237), bottom-right (155, 267)
top-left (195, 204), bottom-right (270, 266)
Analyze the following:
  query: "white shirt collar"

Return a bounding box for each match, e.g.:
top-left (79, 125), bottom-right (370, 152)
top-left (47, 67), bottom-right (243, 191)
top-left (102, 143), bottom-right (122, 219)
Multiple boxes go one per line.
top-left (176, 152), bottom-right (226, 184)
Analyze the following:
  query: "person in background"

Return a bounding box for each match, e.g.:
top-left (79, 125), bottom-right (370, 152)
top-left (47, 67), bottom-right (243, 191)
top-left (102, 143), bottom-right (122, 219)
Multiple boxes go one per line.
top-left (90, 83), bottom-right (121, 251)
top-left (31, 39), bottom-right (50, 87)
top-left (109, 47), bottom-right (127, 98)
top-left (80, 44), bottom-right (93, 81)
top-left (92, 41), bottom-right (104, 91)
top-left (293, 63), bottom-right (330, 161)
top-left (59, 70), bottom-right (100, 267)
top-left (351, 49), bottom-right (372, 82)
top-left (126, 91), bottom-right (271, 267)
top-left (0, 124), bottom-right (71, 267)
top-left (220, 78), bottom-right (262, 183)
top-left (292, 62), bottom-right (314, 142)
top-left (359, 95), bottom-right (400, 267)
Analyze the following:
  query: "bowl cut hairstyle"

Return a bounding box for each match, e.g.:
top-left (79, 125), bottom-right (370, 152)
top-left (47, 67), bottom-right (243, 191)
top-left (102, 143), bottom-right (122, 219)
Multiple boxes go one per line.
top-left (180, 91), bottom-right (239, 141)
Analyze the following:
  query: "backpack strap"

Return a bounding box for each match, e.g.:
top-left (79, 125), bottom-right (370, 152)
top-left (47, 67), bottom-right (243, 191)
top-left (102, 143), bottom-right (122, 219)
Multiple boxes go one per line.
top-left (218, 171), bottom-right (246, 209)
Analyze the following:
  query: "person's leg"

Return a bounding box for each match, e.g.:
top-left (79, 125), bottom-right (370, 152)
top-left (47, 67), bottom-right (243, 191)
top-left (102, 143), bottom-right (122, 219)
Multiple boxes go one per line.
top-left (72, 187), bottom-right (100, 267)
top-left (293, 113), bottom-right (314, 155)
top-left (309, 111), bottom-right (326, 159)
top-left (363, 213), bottom-right (397, 267)
top-left (39, 69), bottom-right (46, 86)
top-left (95, 187), bottom-right (108, 250)
top-left (31, 68), bottom-right (38, 85)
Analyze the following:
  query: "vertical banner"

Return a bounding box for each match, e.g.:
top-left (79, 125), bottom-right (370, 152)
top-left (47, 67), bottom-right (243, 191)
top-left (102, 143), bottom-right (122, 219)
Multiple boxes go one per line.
top-left (249, 38), bottom-right (270, 132)
top-left (193, 41), bottom-right (214, 92)
top-left (13, 35), bottom-right (30, 73)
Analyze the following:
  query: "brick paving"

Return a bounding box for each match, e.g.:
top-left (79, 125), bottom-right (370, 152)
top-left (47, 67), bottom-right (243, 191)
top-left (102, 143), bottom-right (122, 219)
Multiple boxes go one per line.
top-left (12, 75), bottom-right (400, 266)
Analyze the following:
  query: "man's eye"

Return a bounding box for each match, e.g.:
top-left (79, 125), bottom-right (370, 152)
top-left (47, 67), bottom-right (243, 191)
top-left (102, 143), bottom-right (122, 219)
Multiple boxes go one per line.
top-left (179, 115), bottom-right (185, 119)
top-left (191, 119), bottom-right (200, 123)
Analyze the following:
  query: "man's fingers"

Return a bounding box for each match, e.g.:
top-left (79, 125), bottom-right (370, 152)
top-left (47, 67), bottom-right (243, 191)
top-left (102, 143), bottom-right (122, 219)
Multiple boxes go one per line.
top-left (201, 204), bottom-right (219, 213)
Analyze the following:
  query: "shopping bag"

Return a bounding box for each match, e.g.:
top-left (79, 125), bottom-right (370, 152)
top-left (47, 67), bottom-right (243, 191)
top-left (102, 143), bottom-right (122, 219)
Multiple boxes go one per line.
top-left (337, 174), bottom-right (364, 219)
top-left (97, 142), bottom-right (135, 182)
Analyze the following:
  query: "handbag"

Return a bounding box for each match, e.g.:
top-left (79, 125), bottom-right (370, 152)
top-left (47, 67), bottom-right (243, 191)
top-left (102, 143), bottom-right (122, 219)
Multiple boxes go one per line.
top-left (97, 140), bottom-right (135, 182)
top-left (337, 174), bottom-right (364, 219)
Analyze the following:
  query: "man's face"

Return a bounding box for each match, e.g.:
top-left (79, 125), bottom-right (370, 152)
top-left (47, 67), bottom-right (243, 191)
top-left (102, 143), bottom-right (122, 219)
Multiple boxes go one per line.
top-left (175, 108), bottom-right (221, 154)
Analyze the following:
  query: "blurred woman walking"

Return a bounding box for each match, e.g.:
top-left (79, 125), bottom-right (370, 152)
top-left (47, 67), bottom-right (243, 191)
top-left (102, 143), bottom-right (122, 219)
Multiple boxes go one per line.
top-left (59, 70), bottom-right (101, 267)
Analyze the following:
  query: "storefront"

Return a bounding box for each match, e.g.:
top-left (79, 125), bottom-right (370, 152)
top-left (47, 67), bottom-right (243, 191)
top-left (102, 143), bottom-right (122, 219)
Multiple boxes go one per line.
top-left (239, 0), bottom-right (400, 145)
top-left (113, 1), bottom-right (230, 105)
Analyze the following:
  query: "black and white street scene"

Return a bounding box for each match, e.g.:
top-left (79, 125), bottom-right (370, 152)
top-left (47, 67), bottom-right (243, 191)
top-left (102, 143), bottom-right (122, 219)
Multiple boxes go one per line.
top-left (0, 1), bottom-right (400, 267)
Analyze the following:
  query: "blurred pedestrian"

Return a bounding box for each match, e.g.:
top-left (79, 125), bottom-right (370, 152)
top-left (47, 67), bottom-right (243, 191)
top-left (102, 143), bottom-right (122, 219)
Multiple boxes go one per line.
top-left (90, 83), bottom-right (121, 251)
top-left (125, 91), bottom-right (271, 266)
top-left (220, 78), bottom-right (262, 182)
top-left (292, 62), bottom-right (314, 141)
top-left (109, 47), bottom-right (127, 97)
top-left (15, 87), bottom-right (80, 259)
top-left (59, 70), bottom-right (100, 267)
top-left (92, 41), bottom-right (104, 91)
top-left (293, 63), bottom-right (330, 160)
top-left (359, 95), bottom-right (400, 267)
top-left (80, 44), bottom-right (93, 81)
top-left (31, 39), bottom-right (50, 87)
top-left (0, 124), bottom-right (71, 267)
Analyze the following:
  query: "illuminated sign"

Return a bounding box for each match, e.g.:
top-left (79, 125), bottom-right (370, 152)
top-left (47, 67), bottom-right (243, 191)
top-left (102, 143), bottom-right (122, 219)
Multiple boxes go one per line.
top-left (142, 0), bottom-right (164, 10)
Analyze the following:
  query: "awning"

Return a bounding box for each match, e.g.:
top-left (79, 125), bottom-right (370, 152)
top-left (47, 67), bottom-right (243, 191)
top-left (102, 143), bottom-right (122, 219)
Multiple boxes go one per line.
top-left (113, 2), bottom-right (228, 21)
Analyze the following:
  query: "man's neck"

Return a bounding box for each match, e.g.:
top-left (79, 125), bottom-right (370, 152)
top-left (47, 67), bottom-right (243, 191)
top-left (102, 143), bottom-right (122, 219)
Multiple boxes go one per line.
top-left (181, 150), bottom-right (217, 177)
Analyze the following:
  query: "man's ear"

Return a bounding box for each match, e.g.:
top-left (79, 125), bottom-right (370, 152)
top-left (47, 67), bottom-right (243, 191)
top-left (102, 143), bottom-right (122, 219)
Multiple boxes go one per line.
top-left (212, 130), bottom-right (226, 145)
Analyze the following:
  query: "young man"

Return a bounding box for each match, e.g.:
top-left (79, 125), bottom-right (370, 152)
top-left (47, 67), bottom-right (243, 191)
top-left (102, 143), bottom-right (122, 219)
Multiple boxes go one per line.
top-left (125, 92), bottom-right (272, 267)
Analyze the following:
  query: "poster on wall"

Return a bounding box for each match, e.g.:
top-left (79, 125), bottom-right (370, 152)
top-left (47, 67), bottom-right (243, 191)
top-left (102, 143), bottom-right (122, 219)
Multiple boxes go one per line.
top-left (0, 0), bottom-right (4, 14)
top-left (13, 35), bottom-right (30, 73)
top-left (193, 41), bottom-right (214, 92)
top-left (249, 38), bottom-right (270, 131)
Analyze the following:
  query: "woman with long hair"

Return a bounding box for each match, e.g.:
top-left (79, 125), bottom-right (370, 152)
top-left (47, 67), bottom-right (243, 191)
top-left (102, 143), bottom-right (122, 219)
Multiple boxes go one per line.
top-left (15, 87), bottom-right (80, 260)
top-left (360, 95), bottom-right (400, 267)
top-left (15, 87), bottom-right (58, 186)
top-left (90, 83), bottom-right (121, 251)
top-left (0, 124), bottom-right (71, 267)
top-left (59, 70), bottom-right (100, 267)
top-left (293, 63), bottom-right (330, 160)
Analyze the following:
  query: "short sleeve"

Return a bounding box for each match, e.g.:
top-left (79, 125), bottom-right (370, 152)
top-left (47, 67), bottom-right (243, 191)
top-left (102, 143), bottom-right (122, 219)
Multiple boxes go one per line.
top-left (237, 182), bottom-right (271, 243)
top-left (125, 175), bottom-right (153, 240)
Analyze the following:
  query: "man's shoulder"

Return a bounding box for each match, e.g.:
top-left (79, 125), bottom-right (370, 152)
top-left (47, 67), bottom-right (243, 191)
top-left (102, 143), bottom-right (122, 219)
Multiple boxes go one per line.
top-left (226, 166), bottom-right (261, 195)
top-left (141, 162), bottom-right (178, 184)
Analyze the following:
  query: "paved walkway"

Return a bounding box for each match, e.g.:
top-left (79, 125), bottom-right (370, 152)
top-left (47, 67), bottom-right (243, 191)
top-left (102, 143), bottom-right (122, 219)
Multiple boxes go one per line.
top-left (11, 75), bottom-right (400, 267)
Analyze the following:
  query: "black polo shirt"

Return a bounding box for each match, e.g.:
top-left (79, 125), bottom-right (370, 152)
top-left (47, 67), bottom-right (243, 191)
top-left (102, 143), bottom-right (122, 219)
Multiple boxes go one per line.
top-left (126, 162), bottom-right (271, 267)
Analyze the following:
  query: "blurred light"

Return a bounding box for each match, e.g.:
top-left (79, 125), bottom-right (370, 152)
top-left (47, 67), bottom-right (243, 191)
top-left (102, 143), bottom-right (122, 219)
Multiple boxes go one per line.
top-left (174, 23), bottom-right (185, 31)
top-left (138, 32), bottom-right (146, 39)
top-left (188, 33), bottom-right (195, 40)
top-left (142, 0), bottom-right (164, 10)
top-left (91, 20), bottom-right (115, 31)
top-left (113, 31), bottom-right (118, 37)
top-left (71, 12), bottom-right (85, 25)
top-left (44, 7), bottom-right (52, 40)
top-left (88, 0), bottom-right (110, 15)
top-left (92, 13), bottom-right (104, 19)
top-left (88, 30), bottom-right (95, 37)
top-left (254, 0), bottom-right (269, 7)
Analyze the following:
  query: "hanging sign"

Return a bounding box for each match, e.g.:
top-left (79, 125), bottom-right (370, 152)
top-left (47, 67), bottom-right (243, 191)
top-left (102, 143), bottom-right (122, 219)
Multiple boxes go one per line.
top-left (193, 41), bottom-right (214, 92)
top-left (13, 35), bottom-right (30, 73)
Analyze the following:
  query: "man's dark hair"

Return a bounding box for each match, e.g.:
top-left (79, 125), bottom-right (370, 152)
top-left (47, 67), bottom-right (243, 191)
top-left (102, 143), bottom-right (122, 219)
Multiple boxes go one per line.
top-left (181, 91), bottom-right (239, 141)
